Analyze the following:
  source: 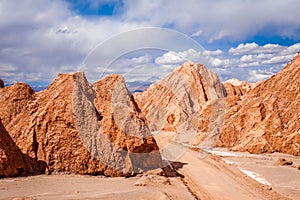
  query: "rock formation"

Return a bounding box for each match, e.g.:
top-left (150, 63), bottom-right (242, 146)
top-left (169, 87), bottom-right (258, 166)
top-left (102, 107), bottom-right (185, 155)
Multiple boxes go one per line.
top-left (276, 158), bottom-right (293, 166)
top-left (1, 51), bottom-right (299, 179)
top-left (223, 78), bottom-right (252, 108)
top-left (217, 53), bottom-right (300, 155)
top-left (93, 74), bottom-right (162, 174)
top-left (0, 79), bottom-right (4, 88)
top-left (135, 62), bottom-right (226, 147)
top-left (0, 72), bottom-right (162, 176)
top-left (0, 82), bottom-right (37, 159)
top-left (0, 118), bottom-right (45, 177)
top-left (0, 118), bottom-right (29, 177)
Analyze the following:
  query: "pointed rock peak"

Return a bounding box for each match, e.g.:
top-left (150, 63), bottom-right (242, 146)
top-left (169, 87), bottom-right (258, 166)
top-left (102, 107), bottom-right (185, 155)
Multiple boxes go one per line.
top-left (0, 71), bottom-right (162, 177)
top-left (223, 79), bottom-right (252, 109)
top-left (93, 74), bottom-right (162, 174)
top-left (135, 62), bottom-right (226, 149)
top-left (47, 72), bottom-right (88, 89)
top-left (181, 61), bottom-right (195, 67)
top-left (99, 74), bottom-right (125, 81)
top-left (176, 61), bottom-right (205, 72)
top-left (94, 74), bottom-right (131, 104)
top-left (94, 74), bottom-right (126, 89)
top-left (224, 78), bottom-right (244, 86)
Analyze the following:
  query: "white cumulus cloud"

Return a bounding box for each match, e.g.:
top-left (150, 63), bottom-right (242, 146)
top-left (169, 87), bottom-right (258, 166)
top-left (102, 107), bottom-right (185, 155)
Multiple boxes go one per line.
top-left (1, 0), bottom-right (300, 85)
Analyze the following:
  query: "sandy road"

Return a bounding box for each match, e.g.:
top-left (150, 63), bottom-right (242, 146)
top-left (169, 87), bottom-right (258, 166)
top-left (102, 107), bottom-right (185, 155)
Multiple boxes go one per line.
top-left (177, 149), bottom-right (289, 200)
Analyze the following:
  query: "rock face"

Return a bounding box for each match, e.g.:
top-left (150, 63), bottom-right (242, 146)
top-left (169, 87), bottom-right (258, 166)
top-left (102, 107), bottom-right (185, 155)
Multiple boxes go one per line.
top-left (217, 53), bottom-right (300, 155)
top-left (135, 62), bottom-right (226, 147)
top-left (0, 72), bottom-right (161, 176)
top-left (0, 79), bottom-right (4, 88)
top-left (0, 118), bottom-right (45, 177)
top-left (0, 83), bottom-right (38, 159)
top-left (93, 75), bottom-right (162, 174)
top-left (223, 78), bottom-right (252, 108)
top-left (0, 118), bottom-right (31, 177)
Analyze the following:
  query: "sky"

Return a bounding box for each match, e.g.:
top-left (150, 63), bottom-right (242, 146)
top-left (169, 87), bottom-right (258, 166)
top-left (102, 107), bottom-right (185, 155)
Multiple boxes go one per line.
top-left (1, 0), bottom-right (300, 86)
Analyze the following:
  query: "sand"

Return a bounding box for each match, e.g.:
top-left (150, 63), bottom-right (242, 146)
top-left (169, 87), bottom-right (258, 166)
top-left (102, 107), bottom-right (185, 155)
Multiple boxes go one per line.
top-left (1, 147), bottom-right (299, 200)
top-left (209, 148), bottom-right (300, 200)
top-left (0, 174), bottom-right (194, 200)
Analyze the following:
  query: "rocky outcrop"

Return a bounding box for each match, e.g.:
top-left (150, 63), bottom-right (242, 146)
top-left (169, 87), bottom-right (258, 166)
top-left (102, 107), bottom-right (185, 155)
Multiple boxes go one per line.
top-left (0, 79), bottom-right (4, 88)
top-left (93, 75), bottom-right (162, 174)
top-left (135, 62), bottom-right (226, 147)
top-left (0, 75), bottom-right (105, 175)
top-left (0, 118), bottom-right (45, 177)
top-left (217, 53), bottom-right (300, 155)
top-left (0, 83), bottom-right (37, 159)
top-left (0, 72), bottom-right (161, 176)
top-left (223, 78), bottom-right (252, 108)
top-left (0, 118), bottom-right (28, 177)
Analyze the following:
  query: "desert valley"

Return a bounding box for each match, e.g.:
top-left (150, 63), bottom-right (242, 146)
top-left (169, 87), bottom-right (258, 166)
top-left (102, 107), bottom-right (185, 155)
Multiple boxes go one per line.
top-left (0, 52), bottom-right (299, 199)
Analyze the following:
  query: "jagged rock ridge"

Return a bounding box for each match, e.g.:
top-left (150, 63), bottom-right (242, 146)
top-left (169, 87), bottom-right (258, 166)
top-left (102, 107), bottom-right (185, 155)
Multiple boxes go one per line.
top-left (0, 118), bottom-right (46, 177)
top-left (0, 72), bottom-right (162, 177)
top-left (217, 53), bottom-right (300, 155)
top-left (92, 75), bottom-right (162, 173)
top-left (135, 62), bottom-right (226, 147)
top-left (223, 78), bottom-right (253, 108)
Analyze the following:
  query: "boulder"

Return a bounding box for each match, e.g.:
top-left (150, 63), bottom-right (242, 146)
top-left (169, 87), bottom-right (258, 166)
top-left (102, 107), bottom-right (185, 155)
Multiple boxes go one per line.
top-left (276, 158), bottom-right (293, 166)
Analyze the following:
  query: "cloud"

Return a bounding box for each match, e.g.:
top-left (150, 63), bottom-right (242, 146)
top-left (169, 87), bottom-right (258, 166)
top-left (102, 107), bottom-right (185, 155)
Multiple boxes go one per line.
top-left (230, 42), bottom-right (300, 65)
top-left (191, 30), bottom-right (203, 37)
top-left (225, 43), bottom-right (300, 81)
top-left (0, 0), bottom-right (147, 83)
top-left (152, 42), bottom-right (300, 82)
top-left (121, 0), bottom-right (300, 42)
top-left (281, 43), bottom-right (300, 55)
top-left (203, 49), bottom-right (223, 56)
top-left (261, 54), bottom-right (295, 65)
top-left (154, 49), bottom-right (210, 66)
top-left (229, 43), bottom-right (285, 55)
top-left (247, 70), bottom-right (272, 82)
top-left (1, 0), bottom-right (300, 85)
top-left (155, 51), bottom-right (185, 65)
top-left (106, 52), bottom-right (173, 82)
top-left (229, 43), bottom-right (259, 55)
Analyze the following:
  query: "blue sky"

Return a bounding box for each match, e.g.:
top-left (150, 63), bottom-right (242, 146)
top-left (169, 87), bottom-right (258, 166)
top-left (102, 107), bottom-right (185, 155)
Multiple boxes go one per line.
top-left (0, 0), bottom-right (300, 86)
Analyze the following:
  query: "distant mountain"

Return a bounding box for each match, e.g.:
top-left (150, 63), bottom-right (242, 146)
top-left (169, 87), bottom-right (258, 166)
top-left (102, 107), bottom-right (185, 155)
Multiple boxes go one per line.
top-left (126, 81), bottom-right (152, 93)
top-left (32, 86), bottom-right (47, 92)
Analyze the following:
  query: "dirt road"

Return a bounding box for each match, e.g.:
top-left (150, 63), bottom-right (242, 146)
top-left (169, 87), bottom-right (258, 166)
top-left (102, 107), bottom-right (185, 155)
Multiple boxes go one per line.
top-left (177, 149), bottom-right (289, 200)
